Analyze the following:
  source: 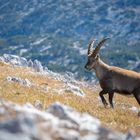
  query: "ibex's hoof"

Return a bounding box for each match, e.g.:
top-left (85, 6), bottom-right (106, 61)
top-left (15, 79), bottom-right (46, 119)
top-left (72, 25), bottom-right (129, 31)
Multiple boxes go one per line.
top-left (105, 105), bottom-right (110, 109)
top-left (104, 103), bottom-right (109, 108)
top-left (110, 105), bottom-right (114, 109)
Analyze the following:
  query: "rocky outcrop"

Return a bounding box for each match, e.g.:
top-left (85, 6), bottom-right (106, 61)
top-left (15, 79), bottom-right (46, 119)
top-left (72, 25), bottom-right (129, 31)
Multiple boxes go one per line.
top-left (0, 54), bottom-right (44, 72)
top-left (6, 76), bottom-right (32, 87)
top-left (0, 100), bottom-right (139, 140)
top-left (0, 54), bottom-right (86, 97)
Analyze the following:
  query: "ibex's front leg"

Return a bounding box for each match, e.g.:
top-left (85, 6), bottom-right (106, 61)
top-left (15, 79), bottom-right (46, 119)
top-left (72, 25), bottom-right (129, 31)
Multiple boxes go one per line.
top-left (99, 90), bottom-right (108, 108)
top-left (133, 91), bottom-right (140, 105)
top-left (108, 92), bottom-right (114, 108)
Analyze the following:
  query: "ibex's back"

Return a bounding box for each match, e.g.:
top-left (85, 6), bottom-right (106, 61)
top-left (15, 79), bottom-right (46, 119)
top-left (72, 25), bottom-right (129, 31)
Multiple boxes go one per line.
top-left (101, 66), bottom-right (140, 94)
top-left (85, 38), bottom-right (140, 115)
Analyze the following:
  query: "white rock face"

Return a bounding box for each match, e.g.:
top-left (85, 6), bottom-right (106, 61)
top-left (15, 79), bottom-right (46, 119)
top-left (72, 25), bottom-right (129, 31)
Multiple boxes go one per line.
top-left (0, 54), bottom-right (28, 66)
top-left (32, 59), bottom-right (44, 72)
top-left (0, 54), bottom-right (44, 73)
top-left (0, 100), bottom-right (139, 140)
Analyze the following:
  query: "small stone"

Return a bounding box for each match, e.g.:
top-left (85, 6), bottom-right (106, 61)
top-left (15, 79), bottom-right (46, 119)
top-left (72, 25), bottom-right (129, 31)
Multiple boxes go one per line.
top-left (6, 76), bottom-right (31, 87)
top-left (34, 100), bottom-right (43, 109)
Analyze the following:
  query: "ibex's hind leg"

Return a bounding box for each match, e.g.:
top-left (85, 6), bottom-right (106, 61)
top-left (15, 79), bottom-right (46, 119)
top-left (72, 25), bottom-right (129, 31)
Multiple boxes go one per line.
top-left (133, 90), bottom-right (140, 105)
top-left (108, 92), bottom-right (114, 108)
top-left (133, 89), bottom-right (140, 116)
top-left (99, 90), bottom-right (108, 108)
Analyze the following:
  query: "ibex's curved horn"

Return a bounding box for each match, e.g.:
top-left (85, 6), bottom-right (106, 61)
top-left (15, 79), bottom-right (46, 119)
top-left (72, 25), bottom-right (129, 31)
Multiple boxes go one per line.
top-left (91, 38), bottom-right (110, 57)
top-left (87, 39), bottom-right (96, 56)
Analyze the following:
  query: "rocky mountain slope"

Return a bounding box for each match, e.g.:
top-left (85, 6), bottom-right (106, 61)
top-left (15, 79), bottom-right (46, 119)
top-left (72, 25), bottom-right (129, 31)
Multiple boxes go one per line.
top-left (0, 54), bottom-right (140, 140)
top-left (0, 0), bottom-right (139, 42)
top-left (0, 0), bottom-right (140, 80)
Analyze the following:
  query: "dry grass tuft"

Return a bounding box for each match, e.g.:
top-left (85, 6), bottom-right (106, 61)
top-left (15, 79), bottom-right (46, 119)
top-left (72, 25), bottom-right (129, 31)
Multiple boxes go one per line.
top-left (0, 62), bottom-right (140, 135)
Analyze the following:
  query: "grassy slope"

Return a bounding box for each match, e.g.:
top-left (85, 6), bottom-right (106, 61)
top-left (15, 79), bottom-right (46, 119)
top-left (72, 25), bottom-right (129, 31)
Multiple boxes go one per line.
top-left (0, 62), bottom-right (140, 136)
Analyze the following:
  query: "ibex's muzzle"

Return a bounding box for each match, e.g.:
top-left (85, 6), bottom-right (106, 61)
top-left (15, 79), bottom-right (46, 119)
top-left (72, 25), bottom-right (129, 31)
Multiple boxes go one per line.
top-left (84, 64), bottom-right (92, 71)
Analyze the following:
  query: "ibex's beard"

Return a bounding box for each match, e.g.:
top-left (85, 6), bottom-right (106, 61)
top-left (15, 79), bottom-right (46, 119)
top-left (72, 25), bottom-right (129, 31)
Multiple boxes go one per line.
top-left (88, 67), bottom-right (94, 71)
top-left (85, 65), bottom-right (95, 71)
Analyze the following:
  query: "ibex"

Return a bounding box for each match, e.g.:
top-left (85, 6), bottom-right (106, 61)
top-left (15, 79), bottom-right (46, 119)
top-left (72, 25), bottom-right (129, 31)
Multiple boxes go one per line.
top-left (85, 38), bottom-right (140, 112)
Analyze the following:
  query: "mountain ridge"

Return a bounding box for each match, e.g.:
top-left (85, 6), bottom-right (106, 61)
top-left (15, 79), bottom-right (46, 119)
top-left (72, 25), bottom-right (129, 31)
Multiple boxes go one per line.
top-left (0, 0), bottom-right (140, 79)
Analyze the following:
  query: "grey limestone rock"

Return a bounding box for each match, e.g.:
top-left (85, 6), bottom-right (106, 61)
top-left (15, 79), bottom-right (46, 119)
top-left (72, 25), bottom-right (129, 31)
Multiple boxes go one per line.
top-left (0, 100), bottom-right (139, 140)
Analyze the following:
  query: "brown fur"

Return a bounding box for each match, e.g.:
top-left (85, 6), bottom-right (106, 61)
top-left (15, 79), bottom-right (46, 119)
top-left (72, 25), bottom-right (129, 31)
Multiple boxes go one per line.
top-left (85, 38), bottom-right (140, 113)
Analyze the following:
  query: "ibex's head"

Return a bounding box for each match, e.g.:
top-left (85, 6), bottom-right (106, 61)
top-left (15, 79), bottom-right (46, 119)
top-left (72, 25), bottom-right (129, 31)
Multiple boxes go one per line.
top-left (85, 38), bottom-right (109, 70)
